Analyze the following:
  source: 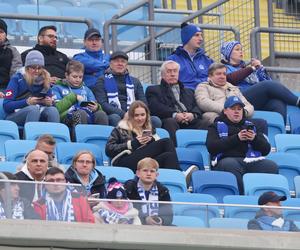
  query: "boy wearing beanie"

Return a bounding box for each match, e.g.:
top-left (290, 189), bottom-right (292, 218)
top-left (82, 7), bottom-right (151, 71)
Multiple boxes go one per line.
top-left (124, 157), bottom-right (173, 226)
top-left (0, 18), bottom-right (22, 94)
top-left (167, 22), bottom-right (214, 90)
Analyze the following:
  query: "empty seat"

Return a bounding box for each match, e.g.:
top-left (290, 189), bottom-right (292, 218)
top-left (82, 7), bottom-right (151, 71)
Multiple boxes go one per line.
top-left (96, 165), bottom-right (134, 184)
top-left (243, 173), bottom-right (290, 197)
top-left (176, 129), bottom-right (209, 168)
top-left (288, 111), bottom-right (300, 134)
top-left (56, 142), bottom-right (103, 165)
top-left (294, 176), bottom-right (300, 198)
top-left (172, 215), bottom-right (205, 228)
top-left (176, 147), bottom-right (204, 171)
top-left (282, 198), bottom-right (300, 221)
top-left (209, 218), bottom-right (249, 230)
top-left (40, 0), bottom-right (77, 8)
top-left (24, 122), bottom-right (70, 143)
top-left (223, 195), bottom-right (259, 219)
top-left (252, 110), bottom-right (285, 148)
top-left (275, 134), bottom-right (300, 155)
top-left (0, 161), bottom-right (21, 173)
top-left (267, 152), bottom-right (300, 191)
top-left (156, 128), bottom-right (170, 139)
top-left (157, 168), bottom-right (187, 193)
top-left (4, 140), bottom-right (36, 162)
top-left (191, 170), bottom-right (239, 203)
top-left (0, 120), bottom-right (19, 160)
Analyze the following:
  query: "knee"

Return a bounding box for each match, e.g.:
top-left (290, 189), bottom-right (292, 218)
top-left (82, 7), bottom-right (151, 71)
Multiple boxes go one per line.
top-left (26, 105), bottom-right (40, 114)
top-left (215, 158), bottom-right (242, 172)
top-left (94, 111), bottom-right (109, 125)
top-left (108, 114), bottom-right (121, 126)
top-left (151, 116), bottom-right (162, 128)
top-left (263, 160), bottom-right (279, 174)
top-left (162, 118), bottom-right (178, 128)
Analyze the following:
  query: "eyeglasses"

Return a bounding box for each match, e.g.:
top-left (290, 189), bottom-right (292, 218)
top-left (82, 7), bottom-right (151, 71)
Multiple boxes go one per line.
top-left (28, 65), bottom-right (43, 70)
top-left (42, 34), bottom-right (58, 40)
top-left (76, 160), bottom-right (93, 165)
top-left (45, 178), bottom-right (66, 183)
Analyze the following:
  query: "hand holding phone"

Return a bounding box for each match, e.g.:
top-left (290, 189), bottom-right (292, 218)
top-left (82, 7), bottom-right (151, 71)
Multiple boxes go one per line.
top-left (142, 129), bottom-right (152, 137)
top-left (80, 101), bottom-right (95, 107)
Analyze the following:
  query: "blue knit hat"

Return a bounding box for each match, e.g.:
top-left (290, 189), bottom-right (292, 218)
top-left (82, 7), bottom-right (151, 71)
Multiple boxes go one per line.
top-left (181, 22), bottom-right (202, 46)
top-left (220, 40), bottom-right (241, 61)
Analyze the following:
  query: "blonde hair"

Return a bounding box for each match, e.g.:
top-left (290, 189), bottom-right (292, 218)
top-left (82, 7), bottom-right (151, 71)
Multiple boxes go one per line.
top-left (72, 150), bottom-right (96, 168)
top-left (24, 67), bottom-right (51, 89)
top-left (127, 100), bottom-right (152, 136)
top-left (137, 157), bottom-right (159, 171)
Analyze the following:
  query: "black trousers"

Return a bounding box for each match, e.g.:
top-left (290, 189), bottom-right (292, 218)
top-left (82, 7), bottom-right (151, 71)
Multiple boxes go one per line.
top-left (115, 138), bottom-right (180, 172)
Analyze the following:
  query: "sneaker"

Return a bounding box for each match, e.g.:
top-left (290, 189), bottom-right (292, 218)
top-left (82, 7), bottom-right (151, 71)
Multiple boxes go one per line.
top-left (183, 165), bottom-right (199, 187)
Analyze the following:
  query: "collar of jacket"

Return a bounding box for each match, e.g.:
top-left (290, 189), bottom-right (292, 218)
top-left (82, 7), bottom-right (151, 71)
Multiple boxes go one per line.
top-left (173, 45), bottom-right (205, 57)
top-left (85, 49), bottom-right (104, 58)
top-left (160, 78), bottom-right (184, 89)
top-left (35, 44), bottom-right (56, 55)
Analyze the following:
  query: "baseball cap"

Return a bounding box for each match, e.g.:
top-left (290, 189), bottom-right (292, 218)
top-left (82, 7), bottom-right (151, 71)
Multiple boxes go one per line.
top-left (258, 191), bottom-right (287, 205)
top-left (224, 96), bottom-right (245, 109)
top-left (110, 51), bottom-right (129, 61)
top-left (84, 28), bottom-right (101, 40)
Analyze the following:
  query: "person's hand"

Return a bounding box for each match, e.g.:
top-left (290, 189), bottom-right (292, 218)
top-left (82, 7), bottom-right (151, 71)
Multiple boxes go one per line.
top-left (77, 95), bottom-right (84, 102)
top-left (27, 96), bottom-right (43, 105)
top-left (175, 112), bottom-right (185, 123)
top-left (182, 112), bottom-right (194, 122)
top-left (243, 129), bottom-right (256, 141)
top-left (251, 58), bottom-right (262, 69)
top-left (88, 101), bottom-right (98, 112)
top-left (50, 76), bottom-right (60, 84)
top-left (40, 96), bottom-right (53, 106)
top-left (145, 216), bottom-right (162, 226)
top-left (0, 92), bottom-right (5, 98)
top-left (136, 135), bottom-right (152, 145)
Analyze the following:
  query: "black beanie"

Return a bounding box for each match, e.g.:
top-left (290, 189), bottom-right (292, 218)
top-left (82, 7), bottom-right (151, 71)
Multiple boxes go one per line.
top-left (0, 19), bottom-right (7, 34)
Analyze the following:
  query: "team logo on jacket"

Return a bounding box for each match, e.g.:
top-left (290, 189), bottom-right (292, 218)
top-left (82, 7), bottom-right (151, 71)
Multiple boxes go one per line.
top-left (5, 90), bottom-right (13, 98)
top-left (62, 89), bottom-right (69, 95)
top-left (199, 64), bottom-right (204, 70)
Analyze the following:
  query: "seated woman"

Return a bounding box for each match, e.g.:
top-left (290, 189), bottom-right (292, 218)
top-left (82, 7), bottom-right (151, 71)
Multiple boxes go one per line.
top-left (105, 100), bottom-right (181, 172)
top-left (65, 150), bottom-right (106, 198)
top-left (93, 178), bottom-right (141, 225)
top-left (220, 40), bottom-right (300, 122)
top-left (3, 50), bottom-right (60, 126)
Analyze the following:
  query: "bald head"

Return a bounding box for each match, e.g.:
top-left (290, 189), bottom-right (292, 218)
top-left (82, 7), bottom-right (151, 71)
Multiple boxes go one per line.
top-left (26, 150), bottom-right (48, 181)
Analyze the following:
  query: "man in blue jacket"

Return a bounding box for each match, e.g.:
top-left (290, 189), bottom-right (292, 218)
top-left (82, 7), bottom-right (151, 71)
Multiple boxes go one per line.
top-left (73, 28), bottom-right (110, 89)
top-left (167, 22), bottom-right (214, 90)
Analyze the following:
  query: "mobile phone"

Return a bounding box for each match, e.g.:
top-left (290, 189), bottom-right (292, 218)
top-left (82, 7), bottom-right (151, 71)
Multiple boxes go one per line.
top-left (80, 101), bottom-right (94, 107)
top-left (90, 193), bottom-right (100, 198)
top-left (246, 124), bottom-right (254, 131)
top-left (151, 216), bottom-right (162, 224)
top-left (142, 129), bottom-right (152, 137)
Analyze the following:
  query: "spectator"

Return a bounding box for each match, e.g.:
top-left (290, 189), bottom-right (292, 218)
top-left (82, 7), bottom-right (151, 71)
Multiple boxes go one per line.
top-left (167, 22), bottom-right (214, 90)
top-left (65, 151), bottom-right (106, 198)
top-left (21, 25), bottom-right (69, 82)
top-left (52, 60), bottom-right (108, 138)
top-left (35, 134), bottom-right (58, 168)
top-left (0, 19), bottom-right (22, 96)
top-left (3, 50), bottom-right (60, 126)
top-left (93, 177), bottom-right (141, 225)
top-left (33, 167), bottom-right (94, 223)
top-left (0, 172), bottom-right (39, 219)
top-left (92, 51), bottom-right (161, 128)
top-left (206, 96), bottom-right (278, 194)
top-left (221, 40), bottom-right (300, 122)
top-left (105, 100), bottom-right (180, 172)
top-left (146, 60), bottom-right (208, 146)
top-left (124, 157), bottom-right (173, 226)
top-left (73, 28), bottom-right (110, 88)
top-left (248, 191), bottom-right (299, 232)
top-left (15, 150), bottom-right (48, 202)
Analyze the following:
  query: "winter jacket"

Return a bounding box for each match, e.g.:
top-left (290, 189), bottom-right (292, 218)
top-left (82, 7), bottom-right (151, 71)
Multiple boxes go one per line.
top-left (167, 46), bottom-right (214, 90)
top-left (92, 69), bottom-right (147, 118)
top-left (64, 166), bottom-right (106, 198)
top-left (206, 113), bottom-right (271, 160)
top-left (124, 178), bottom-right (173, 226)
top-left (146, 79), bottom-right (202, 119)
top-left (0, 40), bottom-right (22, 89)
top-left (73, 49), bottom-right (110, 88)
top-left (248, 210), bottom-right (299, 231)
top-left (33, 191), bottom-right (95, 223)
top-left (21, 44), bottom-right (69, 79)
top-left (105, 119), bottom-right (159, 164)
top-left (3, 68), bottom-right (52, 114)
top-left (52, 79), bottom-right (102, 120)
top-left (93, 201), bottom-right (141, 225)
top-left (195, 80), bottom-right (254, 124)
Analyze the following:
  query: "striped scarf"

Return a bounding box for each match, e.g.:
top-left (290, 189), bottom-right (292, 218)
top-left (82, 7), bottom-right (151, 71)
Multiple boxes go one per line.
top-left (0, 199), bottom-right (25, 219)
top-left (137, 180), bottom-right (159, 216)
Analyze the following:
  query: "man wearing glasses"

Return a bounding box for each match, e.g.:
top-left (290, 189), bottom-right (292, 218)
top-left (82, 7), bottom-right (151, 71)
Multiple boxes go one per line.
top-left (21, 25), bottom-right (69, 83)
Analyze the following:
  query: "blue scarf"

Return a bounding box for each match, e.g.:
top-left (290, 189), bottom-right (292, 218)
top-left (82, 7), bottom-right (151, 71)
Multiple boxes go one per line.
top-left (104, 72), bottom-right (135, 111)
top-left (211, 121), bottom-right (264, 166)
top-left (137, 180), bottom-right (159, 216)
top-left (257, 216), bottom-right (291, 231)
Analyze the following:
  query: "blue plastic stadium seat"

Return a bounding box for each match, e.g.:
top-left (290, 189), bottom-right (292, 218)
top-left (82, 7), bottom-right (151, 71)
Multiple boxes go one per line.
top-left (191, 170), bottom-right (239, 203)
top-left (157, 168), bottom-right (187, 193)
top-left (0, 99), bottom-right (7, 120)
top-left (223, 195), bottom-right (259, 219)
top-left (96, 165), bottom-right (134, 184)
top-left (243, 173), bottom-right (290, 197)
top-left (275, 134), bottom-right (300, 155)
top-left (252, 110), bottom-right (285, 148)
top-left (171, 192), bottom-right (219, 226)
top-left (282, 198), bottom-right (300, 221)
top-left (176, 147), bottom-right (204, 171)
top-left (0, 161), bottom-right (21, 173)
top-left (156, 128), bottom-right (170, 139)
top-left (56, 142), bottom-right (103, 165)
top-left (209, 218), bottom-right (249, 230)
top-left (172, 216), bottom-right (205, 228)
top-left (24, 122), bottom-right (70, 143)
top-left (0, 120), bottom-right (19, 160)
top-left (4, 140), bottom-right (36, 162)
top-left (176, 129), bottom-right (210, 168)
top-left (40, 0), bottom-right (77, 8)
top-left (83, 0), bottom-right (121, 9)
top-left (294, 176), bottom-right (300, 198)
top-left (288, 111), bottom-right (300, 134)
top-left (267, 152), bottom-right (300, 191)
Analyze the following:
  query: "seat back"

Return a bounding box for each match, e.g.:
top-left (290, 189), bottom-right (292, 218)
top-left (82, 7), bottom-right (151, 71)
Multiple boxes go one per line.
top-left (289, 111), bottom-right (300, 134)
top-left (4, 140), bottom-right (36, 162)
top-left (157, 169), bottom-right (187, 193)
top-left (282, 198), bottom-right (300, 221)
top-left (243, 173), bottom-right (290, 197)
top-left (156, 128), bottom-right (170, 139)
top-left (56, 142), bottom-right (103, 165)
top-left (24, 122), bottom-right (70, 143)
top-left (175, 147), bottom-right (204, 171)
top-left (275, 134), bottom-right (300, 155)
top-left (0, 161), bottom-right (21, 173)
top-left (96, 166), bottom-right (134, 184)
top-left (209, 218), bottom-right (249, 230)
top-left (191, 170), bottom-right (239, 203)
top-left (172, 215), bottom-right (205, 228)
top-left (0, 120), bottom-right (19, 159)
top-left (294, 176), bottom-right (300, 198)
